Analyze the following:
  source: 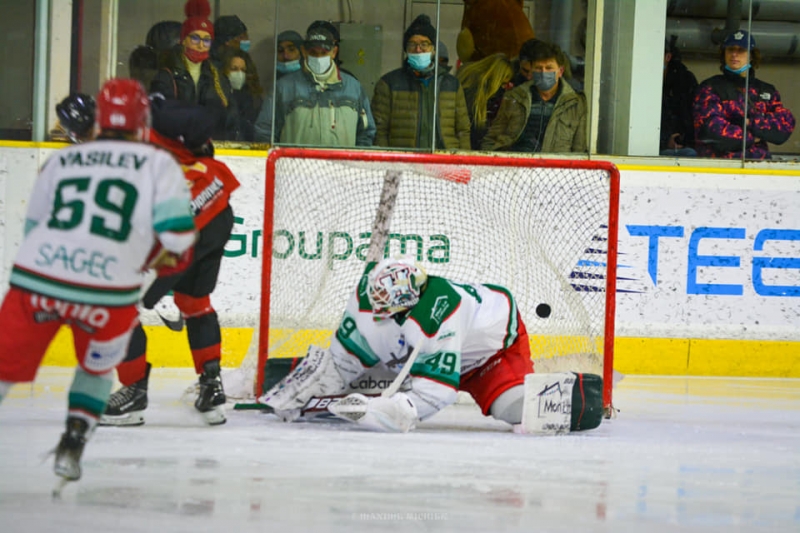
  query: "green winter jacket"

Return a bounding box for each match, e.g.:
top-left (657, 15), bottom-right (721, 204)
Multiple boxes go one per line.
top-left (372, 66), bottom-right (471, 150)
top-left (481, 79), bottom-right (588, 153)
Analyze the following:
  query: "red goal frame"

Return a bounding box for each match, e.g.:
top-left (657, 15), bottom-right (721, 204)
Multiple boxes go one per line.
top-left (261, 147), bottom-right (620, 412)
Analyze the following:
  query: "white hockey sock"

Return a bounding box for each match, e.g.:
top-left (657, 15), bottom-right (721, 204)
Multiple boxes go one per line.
top-left (0, 380), bottom-right (11, 405)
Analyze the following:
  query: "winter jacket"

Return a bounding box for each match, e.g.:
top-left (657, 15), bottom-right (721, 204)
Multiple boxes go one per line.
top-left (253, 67), bottom-right (375, 147)
top-left (150, 46), bottom-right (240, 141)
top-left (661, 59), bottom-right (698, 151)
top-left (371, 65), bottom-right (471, 150)
top-left (693, 69), bottom-right (795, 159)
top-left (481, 79), bottom-right (587, 153)
top-left (231, 89), bottom-right (263, 142)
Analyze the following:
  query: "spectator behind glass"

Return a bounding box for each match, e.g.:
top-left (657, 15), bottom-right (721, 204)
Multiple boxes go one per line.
top-left (275, 30), bottom-right (303, 78)
top-left (129, 45), bottom-right (158, 90)
top-left (457, 53), bottom-right (514, 150)
top-left (693, 30), bottom-right (795, 160)
top-left (211, 15), bottom-right (250, 66)
top-left (221, 47), bottom-right (264, 142)
top-left (146, 20), bottom-right (182, 68)
top-left (661, 36), bottom-right (698, 157)
top-left (253, 20), bottom-right (375, 147)
top-left (371, 14), bottom-right (470, 150)
top-left (438, 41), bottom-right (451, 73)
top-left (482, 39), bottom-right (587, 153)
top-left (150, 0), bottom-right (239, 141)
top-left (511, 38), bottom-right (542, 86)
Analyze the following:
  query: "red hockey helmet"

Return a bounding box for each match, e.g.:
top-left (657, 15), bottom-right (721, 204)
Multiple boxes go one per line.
top-left (96, 78), bottom-right (151, 133)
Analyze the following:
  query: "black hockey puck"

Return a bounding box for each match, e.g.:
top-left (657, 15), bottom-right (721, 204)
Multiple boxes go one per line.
top-left (535, 303), bottom-right (551, 318)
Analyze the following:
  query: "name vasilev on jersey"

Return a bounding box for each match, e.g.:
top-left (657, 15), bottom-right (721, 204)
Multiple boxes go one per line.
top-left (9, 140), bottom-right (196, 306)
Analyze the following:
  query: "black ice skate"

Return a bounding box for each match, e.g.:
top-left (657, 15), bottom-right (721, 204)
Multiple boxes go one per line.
top-left (99, 364), bottom-right (150, 426)
top-left (53, 416), bottom-right (89, 488)
top-left (195, 360), bottom-right (226, 425)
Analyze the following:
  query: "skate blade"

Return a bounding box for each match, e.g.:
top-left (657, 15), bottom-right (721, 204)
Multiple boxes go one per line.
top-left (97, 412), bottom-right (145, 427)
top-left (200, 406), bottom-right (226, 426)
top-left (52, 477), bottom-right (71, 499)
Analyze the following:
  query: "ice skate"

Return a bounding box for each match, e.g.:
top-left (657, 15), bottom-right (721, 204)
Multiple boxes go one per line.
top-left (196, 360), bottom-right (227, 425)
top-left (52, 417), bottom-right (88, 495)
top-left (99, 364), bottom-right (149, 426)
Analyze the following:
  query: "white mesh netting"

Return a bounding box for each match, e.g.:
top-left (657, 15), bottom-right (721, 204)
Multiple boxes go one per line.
top-left (223, 152), bottom-right (617, 402)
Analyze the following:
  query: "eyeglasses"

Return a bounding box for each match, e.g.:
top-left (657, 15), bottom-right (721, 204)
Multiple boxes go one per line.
top-left (188, 34), bottom-right (212, 47)
top-left (406, 40), bottom-right (433, 52)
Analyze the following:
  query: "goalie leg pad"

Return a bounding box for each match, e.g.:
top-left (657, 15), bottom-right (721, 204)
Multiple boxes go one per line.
top-left (517, 372), bottom-right (604, 434)
top-left (258, 346), bottom-right (347, 413)
top-left (571, 372), bottom-right (603, 431)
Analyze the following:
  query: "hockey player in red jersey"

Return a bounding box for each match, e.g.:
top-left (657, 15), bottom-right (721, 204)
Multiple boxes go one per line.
top-left (0, 79), bottom-right (196, 487)
top-left (100, 98), bottom-right (239, 426)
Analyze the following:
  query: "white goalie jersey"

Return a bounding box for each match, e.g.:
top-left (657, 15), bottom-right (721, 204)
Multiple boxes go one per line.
top-left (329, 263), bottom-right (522, 420)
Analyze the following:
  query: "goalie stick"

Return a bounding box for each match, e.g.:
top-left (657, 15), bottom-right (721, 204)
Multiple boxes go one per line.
top-left (235, 343), bottom-right (422, 415)
top-left (381, 342), bottom-right (421, 397)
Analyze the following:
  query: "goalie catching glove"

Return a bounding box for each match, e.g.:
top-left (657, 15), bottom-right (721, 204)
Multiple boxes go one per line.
top-left (328, 392), bottom-right (418, 433)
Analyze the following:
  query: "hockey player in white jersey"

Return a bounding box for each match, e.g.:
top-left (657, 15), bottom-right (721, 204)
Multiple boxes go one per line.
top-left (0, 79), bottom-right (196, 488)
top-left (260, 257), bottom-right (535, 433)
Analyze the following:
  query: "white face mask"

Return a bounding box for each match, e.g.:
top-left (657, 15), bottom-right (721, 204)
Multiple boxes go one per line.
top-left (307, 55), bottom-right (332, 75)
top-left (228, 71), bottom-right (246, 91)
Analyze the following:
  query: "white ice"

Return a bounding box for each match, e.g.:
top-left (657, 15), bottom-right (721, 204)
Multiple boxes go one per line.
top-left (1, 368), bottom-right (799, 533)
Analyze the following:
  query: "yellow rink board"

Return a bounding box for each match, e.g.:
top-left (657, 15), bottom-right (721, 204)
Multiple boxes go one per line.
top-left (38, 326), bottom-right (800, 377)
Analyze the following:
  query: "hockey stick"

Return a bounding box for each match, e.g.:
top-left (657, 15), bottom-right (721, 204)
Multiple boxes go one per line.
top-left (381, 343), bottom-right (421, 398)
top-left (234, 344), bottom-right (422, 412)
top-left (157, 311), bottom-right (184, 331)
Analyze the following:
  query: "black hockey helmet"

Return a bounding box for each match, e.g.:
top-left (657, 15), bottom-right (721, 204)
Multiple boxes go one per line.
top-left (56, 93), bottom-right (96, 143)
top-left (150, 96), bottom-right (215, 153)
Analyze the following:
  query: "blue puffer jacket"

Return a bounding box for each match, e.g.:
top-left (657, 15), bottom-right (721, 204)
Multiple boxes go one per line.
top-left (254, 66), bottom-right (376, 146)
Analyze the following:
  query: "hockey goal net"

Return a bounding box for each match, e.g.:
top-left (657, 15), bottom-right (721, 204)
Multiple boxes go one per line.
top-left (232, 148), bottom-right (619, 413)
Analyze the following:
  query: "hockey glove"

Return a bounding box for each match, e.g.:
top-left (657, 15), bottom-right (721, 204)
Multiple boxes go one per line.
top-left (328, 392), bottom-right (418, 433)
top-left (144, 243), bottom-right (194, 277)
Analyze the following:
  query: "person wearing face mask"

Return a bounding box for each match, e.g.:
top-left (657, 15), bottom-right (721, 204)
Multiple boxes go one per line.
top-left (275, 30), bottom-right (304, 78)
top-left (693, 30), bottom-right (794, 160)
top-left (481, 39), bottom-right (587, 153)
top-left (211, 14), bottom-right (252, 66)
top-left (151, 0), bottom-right (240, 141)
top-left (222, 48), bottom-right (264, 142)
top-left (371, 15), bottom-right (470, 150)
top-left (253, 21), bottom-right (375, 146)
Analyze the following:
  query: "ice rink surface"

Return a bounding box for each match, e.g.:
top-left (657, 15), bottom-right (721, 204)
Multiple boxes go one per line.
top-left (0, 368), bottom-right (798, 533)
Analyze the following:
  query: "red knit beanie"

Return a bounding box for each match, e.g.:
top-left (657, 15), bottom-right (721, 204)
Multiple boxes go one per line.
top-left (181, 0), bottom-right (214, 41)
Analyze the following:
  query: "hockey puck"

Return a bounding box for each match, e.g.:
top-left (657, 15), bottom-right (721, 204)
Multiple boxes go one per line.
top-left (535, 303), bottom-right (551, 318)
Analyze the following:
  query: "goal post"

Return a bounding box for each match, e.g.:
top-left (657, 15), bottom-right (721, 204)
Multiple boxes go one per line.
top-left (254, 147), bottom-right (619, 413)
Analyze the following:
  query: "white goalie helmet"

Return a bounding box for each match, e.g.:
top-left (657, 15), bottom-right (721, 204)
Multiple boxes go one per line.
top-left (367, 257), bottom-right (428, 320)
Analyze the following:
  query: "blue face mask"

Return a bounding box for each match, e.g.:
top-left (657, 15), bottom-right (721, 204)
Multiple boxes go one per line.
top-left (532, 71), bottom-right (558, 91)
top-left (276, 60), bottom-right (301, 74)
top-left (407, 52), bottom-right (433, 72)
top-left (725, 63), bottom-right (751, 75)
top-left (239, 40), bottom-right (251, 53)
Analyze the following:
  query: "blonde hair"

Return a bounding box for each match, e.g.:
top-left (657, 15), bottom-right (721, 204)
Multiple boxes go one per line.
top-left (457, 53), bottom-right (513, 128)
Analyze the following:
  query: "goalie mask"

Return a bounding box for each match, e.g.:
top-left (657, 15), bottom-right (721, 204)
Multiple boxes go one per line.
top-left (367, 258), bottom-right (428, 320)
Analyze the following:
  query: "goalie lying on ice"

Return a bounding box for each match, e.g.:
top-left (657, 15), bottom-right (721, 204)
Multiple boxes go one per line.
top-left (259, 257), bottom-right (604, 433)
